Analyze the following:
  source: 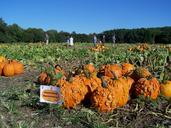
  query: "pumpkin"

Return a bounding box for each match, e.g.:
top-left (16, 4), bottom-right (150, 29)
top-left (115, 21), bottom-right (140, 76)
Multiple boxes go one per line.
top-left (131, 67), bottom-right (151, 81)
top-left (54, 64), bottom-right (66, 76)
top-left (38, 64), bottom-right (66, 85)
top-left (88, 75), bottom-right (101, 92)
top-left (133, 77), bottom-right (160, 100)
top-left (122, 63), bottom-right (135, 76)
top-left (0, 62), bottom-right (6, 75)
top-left (91, 76), bottom-right (134, 112)
top-left (115, 77), bottom-right (134, 107)
top-left (0, 56), bottom-right (6, 62)
top-left (160, 81), bottom-right (171, 99)
top-left (91, 84), bottom-right (118, 112)
top-left (98, 64), bottom-right (122, 79)
top-left (38, 72), bottom-right (51, 85)
top-left (0, 67), bottom-right (2, 76)
top-left (12, 60), bottom-right (24, 75)
top-left (83, 63), bottom-right (96, 74)
top-left (60, 75), bottom-right (88, 109)
top-left (0, 61), bottom-right (8, 70)
top-left (54, 64), bottom-right (66, 86)
top-left (3, 61), bottom-right (15, 77)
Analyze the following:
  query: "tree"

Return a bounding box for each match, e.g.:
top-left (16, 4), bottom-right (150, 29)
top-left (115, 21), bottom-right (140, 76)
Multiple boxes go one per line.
top-left (8, 24), bottom-right (24, 42)
top-left (46, 30), bottom-right (58, 42)
top-left (0, 18), bottom-right (9, 42)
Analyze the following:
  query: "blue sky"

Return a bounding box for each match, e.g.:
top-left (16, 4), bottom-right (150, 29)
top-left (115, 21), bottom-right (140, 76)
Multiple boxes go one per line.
top-left (1, 0), bottom-right (171, 34)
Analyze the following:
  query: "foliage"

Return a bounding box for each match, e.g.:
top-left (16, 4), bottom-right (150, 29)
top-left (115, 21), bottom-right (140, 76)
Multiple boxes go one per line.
top-left (0, 18), bottom-right (171, 43)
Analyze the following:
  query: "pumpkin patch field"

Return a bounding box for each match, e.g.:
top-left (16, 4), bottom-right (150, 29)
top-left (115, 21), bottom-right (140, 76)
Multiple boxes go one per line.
top-left (0, 43), bottom-right (171, 128)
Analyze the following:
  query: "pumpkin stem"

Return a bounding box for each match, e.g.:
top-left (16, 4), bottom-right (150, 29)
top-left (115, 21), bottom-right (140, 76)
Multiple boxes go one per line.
top-left (54, 64), bottom-right (62, 70)
top-left (111, 71), bottom-right (118, 80)
top-left (101, 76), bottom-right (108, 88)
top-left (66, 71), bottom-right (73, 83)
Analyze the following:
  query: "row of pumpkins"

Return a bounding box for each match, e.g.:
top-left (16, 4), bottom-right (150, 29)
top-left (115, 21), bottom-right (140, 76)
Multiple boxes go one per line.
top-left (90, 44), bottom-right (108, 52)
top-left (0, 56), bottom-right (24, 76)
top-left (38, 63), bottom-right (171, 112)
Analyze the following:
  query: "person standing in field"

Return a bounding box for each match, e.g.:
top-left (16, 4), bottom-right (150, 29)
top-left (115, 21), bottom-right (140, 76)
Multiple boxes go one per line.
top-left (93, 35), bottom-right (97, 46)
top-left (45, 33), bottom-right (49, 45)
top-left (102, 35), bottom-right (105, 45)
top-left (69, 36), bottom-right (74, 46)
top-left (112, 34), bottom-right (116, 46)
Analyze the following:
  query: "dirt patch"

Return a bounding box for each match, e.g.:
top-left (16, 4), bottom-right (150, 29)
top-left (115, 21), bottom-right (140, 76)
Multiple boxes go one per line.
top-left (0, 68), bottom-right (39, 91)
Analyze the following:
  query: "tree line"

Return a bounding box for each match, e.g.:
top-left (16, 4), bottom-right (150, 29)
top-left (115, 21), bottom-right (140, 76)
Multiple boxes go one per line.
top-left (0, 18), bottom-right (171, 44)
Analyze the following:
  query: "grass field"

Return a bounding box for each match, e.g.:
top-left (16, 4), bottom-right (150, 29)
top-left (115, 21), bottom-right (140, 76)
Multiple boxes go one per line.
top-left (0, 43), bottom-right (171, 128)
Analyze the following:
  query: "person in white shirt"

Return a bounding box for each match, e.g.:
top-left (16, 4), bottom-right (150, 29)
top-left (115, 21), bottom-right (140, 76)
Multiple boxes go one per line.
top-left (69, 36), bottom-right (74, 46)
top-left (45, 33), bottom-right (49, 45)
top-left (112, 34), bottom-right (116, 46)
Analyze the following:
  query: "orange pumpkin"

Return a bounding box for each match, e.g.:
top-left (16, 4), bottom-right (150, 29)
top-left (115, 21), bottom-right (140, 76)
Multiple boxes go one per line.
top-left (122, 63), bottom-right (135, 76)
top-left (0, 67), bottom-right (2, 76)
top-left (3, 61), bottom-right (15, 77)
top-left (0, 61), bottom-right (8, 70)
top-left (0, 56), bottom-right (6, 62)
top-left (133, 77), bottom-right (160, 100)
top-left (98, 64), bottom-right (122, 79)
top-left (83, 63), bottom-right (96, 74)
top-left (91, 76), bottom-right (134, 112)
top-left (38, 72), bottom-right (51, 85)
top-left (54, 64), bottom-right (66, 76)
top-left (12, 60), bottom-right (24, 75)
top-left (61, 75), bottom-right (88, 109)
top-left (131, 67), bottom-right (151, 81)
top-left (160, 81), bottom-right (171, 99)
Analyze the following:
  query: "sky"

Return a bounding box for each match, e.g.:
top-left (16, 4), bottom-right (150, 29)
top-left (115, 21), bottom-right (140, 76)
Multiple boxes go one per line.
top-left (1, 0), bottom-right (171, 34)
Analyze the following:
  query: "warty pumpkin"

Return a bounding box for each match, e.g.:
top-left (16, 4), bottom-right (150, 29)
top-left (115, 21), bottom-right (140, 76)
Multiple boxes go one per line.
top-left (98, 64), bottom-right (122, 79)
top-left (60, 75), bottom-right (88, 109)
top-left (122, 63), bottom-right (135, 76)
top-left (131, 67), bottom-right (151, 81)
top-left (91, 76), bottom-right (134, 112)
top-left (133, 77), bottom-right (160, 100)
top-left (83, 63), bottom-right (96, 74)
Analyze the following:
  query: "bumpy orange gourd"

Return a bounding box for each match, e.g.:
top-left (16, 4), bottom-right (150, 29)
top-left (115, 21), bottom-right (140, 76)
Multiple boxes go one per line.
top-left (98, 64), bottom-right (122, 79)
top-left (12, 60), bottom-right (24, 75)
top-left (83, 63), bottom-right (96, 74)
top-left (91, 76), bottom-right (134, 112)
top-left (3, 61), bottom-right (15, 77)
top-left (115, 77), bottom-right (134, 107)
top-left (122, 63), bottom-right (135, 76)
top-left (60, 75), bottom-right (88, 109)
top-left (131, 67), bottom-right (151, 81)
top-left (133, 77), bottom-right (160, 100)
top-left (88, 75), bottom-right (101, 92)
top-left (160, 81), bottom-right (171, 99)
